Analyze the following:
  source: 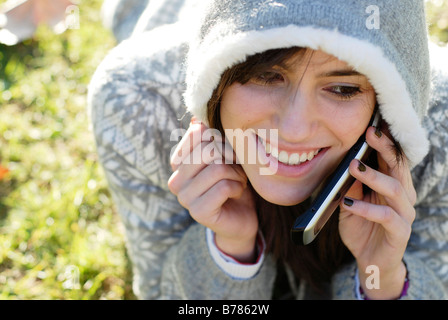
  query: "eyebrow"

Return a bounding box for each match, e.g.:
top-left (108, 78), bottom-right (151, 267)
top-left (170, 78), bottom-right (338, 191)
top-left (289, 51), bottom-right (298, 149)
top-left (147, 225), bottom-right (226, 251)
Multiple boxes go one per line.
top-left (318, 69), bottom-right (363, 78)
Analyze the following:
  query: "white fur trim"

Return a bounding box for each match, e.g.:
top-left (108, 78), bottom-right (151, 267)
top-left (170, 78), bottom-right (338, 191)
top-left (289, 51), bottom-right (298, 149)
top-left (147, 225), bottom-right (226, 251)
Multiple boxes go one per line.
top-left (185, 26), bottom-right (429, 166)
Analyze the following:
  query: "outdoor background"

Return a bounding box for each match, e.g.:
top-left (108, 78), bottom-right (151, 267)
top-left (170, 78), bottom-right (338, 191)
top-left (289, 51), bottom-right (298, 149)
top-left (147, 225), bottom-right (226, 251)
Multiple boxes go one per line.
top-left (0, 0), bottom-right (447, 300)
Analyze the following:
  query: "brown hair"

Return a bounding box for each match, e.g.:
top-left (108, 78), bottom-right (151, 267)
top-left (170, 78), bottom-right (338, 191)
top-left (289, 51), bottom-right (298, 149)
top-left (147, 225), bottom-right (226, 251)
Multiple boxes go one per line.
top-left (206, 47), bottom-right (402, 297)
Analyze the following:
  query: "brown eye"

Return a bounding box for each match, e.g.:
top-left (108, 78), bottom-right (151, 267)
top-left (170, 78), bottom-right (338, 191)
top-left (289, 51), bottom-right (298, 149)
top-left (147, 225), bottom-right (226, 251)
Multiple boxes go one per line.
top-left (325, 85), bottom-right (361, 99)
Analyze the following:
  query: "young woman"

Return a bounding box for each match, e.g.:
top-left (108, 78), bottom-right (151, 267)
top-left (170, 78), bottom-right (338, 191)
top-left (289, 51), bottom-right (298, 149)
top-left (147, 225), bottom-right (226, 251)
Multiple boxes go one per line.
top-left (89, 0), bottom-right (448, 299)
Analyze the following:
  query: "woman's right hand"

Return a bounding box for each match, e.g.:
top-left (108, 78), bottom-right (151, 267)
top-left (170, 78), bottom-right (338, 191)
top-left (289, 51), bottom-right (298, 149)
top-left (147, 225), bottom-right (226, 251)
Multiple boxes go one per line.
top-left (168, 119), bottom-right (258, 263)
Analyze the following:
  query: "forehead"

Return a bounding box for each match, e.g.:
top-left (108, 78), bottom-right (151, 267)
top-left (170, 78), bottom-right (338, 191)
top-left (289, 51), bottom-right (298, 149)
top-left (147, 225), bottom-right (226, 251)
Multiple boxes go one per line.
top-left (284, 48), bottom-right (356, 73)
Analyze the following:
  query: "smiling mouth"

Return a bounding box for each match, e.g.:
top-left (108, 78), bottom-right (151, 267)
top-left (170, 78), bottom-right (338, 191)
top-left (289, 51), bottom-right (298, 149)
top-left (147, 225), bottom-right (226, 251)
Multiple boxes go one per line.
top-left (257, 135), bottom-right (322, 166)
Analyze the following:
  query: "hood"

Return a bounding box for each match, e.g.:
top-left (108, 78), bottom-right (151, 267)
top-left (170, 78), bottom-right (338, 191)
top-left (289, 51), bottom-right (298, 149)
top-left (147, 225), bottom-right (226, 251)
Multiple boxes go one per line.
top-left (184, 0), bottom-right (431, 167)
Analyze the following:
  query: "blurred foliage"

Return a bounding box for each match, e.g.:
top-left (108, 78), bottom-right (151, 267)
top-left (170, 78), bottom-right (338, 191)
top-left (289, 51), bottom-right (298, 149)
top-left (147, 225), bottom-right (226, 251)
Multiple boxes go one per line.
top-left (0, 0), bottom-right (134, 299)
top-left (427, 0), bottom-right (448, 44)
top-left (0, 0), bottom-right (446, 300)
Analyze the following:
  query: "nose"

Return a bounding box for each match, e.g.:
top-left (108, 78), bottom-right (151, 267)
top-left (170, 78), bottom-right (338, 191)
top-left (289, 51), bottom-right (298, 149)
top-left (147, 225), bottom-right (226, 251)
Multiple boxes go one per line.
top-left (275, 87), bottom-right (317, 142)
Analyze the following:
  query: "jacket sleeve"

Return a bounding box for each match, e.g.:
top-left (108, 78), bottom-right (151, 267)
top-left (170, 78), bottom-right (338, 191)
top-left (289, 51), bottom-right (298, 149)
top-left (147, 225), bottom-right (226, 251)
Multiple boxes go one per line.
top-left (407, 52), bottom-right (448, 296)
top-left (88, 25), bottom-right (194, 299)
top-left (331, 252), bottom-right (447, 300)
top-left (160, 223), bottom-right (277, 299)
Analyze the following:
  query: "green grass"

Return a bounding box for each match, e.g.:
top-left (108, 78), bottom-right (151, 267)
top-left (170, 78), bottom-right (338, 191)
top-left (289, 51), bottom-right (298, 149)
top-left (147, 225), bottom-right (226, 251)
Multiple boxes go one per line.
top-left (0, 0), bottom-right (135, 299)
top-left (0, 0), bottom-right (446, 300)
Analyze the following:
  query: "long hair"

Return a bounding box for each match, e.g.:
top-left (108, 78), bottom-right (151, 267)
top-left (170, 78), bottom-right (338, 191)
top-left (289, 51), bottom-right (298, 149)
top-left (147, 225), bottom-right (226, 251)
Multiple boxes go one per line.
top-left (206, 47), bottom-right (403, 296)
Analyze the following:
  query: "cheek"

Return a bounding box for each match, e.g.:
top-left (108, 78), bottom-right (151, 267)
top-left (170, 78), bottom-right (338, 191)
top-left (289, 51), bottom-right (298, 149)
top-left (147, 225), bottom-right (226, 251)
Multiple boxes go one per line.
top-left (319, 98), bottom-right (374, 149)
top-left (220, 84), bottom-right (274, 129)
top-left (334, 114), bottom-right (366, 145)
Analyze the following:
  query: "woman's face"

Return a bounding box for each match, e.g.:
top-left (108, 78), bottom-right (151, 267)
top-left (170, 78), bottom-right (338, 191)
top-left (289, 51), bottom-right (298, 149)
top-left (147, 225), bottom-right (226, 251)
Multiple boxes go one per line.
top-left (220, 49), bottom-right (376, 206)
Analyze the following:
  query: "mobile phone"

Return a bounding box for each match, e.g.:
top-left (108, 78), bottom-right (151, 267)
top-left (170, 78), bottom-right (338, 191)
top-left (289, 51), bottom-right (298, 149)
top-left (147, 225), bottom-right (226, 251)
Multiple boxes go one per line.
top-left (290, 111), bottom-right (380, 245)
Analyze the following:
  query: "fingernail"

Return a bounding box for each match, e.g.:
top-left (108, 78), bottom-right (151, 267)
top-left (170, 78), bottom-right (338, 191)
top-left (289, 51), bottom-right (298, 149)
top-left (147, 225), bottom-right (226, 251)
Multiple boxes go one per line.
top-left (358, 161), bottom-right (366, 172)
top-left (374, 127), bottom-right (382, 138)
top-left (344, 197), bottom-right (354, 207)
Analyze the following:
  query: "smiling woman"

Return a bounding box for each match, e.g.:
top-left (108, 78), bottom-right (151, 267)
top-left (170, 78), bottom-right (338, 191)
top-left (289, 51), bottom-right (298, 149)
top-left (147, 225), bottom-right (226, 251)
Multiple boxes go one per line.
top-left (215, 48), bottom-right (376, 206)
top-left (89, 0), bottom-right (448, 300)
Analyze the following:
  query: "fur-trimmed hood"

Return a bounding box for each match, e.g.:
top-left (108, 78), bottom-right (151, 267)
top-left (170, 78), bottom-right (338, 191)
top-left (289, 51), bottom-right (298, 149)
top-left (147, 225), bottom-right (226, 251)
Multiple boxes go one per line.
top-left (184, 0), bottom-right (431, 167)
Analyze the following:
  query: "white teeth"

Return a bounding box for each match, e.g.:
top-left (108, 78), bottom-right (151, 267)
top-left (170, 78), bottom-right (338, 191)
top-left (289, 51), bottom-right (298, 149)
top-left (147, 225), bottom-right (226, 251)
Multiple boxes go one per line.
top-left (288, 153), bottom-right (300, 165)
top-left (258, 135), bottom-right (320, 165)
top-left (278, 150), bottom-right (289, 163)
top-left (307, 151), bottom-right (315, 161)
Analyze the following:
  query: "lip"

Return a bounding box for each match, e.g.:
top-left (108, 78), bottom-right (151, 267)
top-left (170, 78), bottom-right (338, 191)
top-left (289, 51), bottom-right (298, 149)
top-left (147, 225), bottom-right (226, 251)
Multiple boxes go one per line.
top-left (254, 130), bottom-right (320, 155)
top-left (254, 133), bottom-right (328, 178)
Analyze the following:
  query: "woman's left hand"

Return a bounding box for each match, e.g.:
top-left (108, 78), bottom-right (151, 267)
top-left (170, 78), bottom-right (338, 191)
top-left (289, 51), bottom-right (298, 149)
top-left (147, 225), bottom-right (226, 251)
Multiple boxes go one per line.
top-left (339, 126), bottom-right (416, 300)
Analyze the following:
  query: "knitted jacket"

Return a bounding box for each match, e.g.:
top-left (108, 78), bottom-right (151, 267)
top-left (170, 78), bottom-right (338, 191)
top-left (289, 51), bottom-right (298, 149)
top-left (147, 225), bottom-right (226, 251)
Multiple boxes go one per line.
top-left (88, 1), bottom-right (448, 299)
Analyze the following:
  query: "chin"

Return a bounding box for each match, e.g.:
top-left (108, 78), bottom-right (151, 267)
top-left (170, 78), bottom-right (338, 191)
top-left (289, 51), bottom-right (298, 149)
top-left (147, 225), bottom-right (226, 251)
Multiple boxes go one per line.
top-left (252, 183), bottom-right (312, 206)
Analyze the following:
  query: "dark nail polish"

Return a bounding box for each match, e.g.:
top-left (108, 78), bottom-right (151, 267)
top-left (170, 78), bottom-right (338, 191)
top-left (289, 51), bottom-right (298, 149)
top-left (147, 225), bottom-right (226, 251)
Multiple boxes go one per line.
top-left (374, 127), bottom-right (382, 138)
top-left (344, 197), bottom-right (354, 207)
top-left (358, 161), bottom-right (366, 172)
